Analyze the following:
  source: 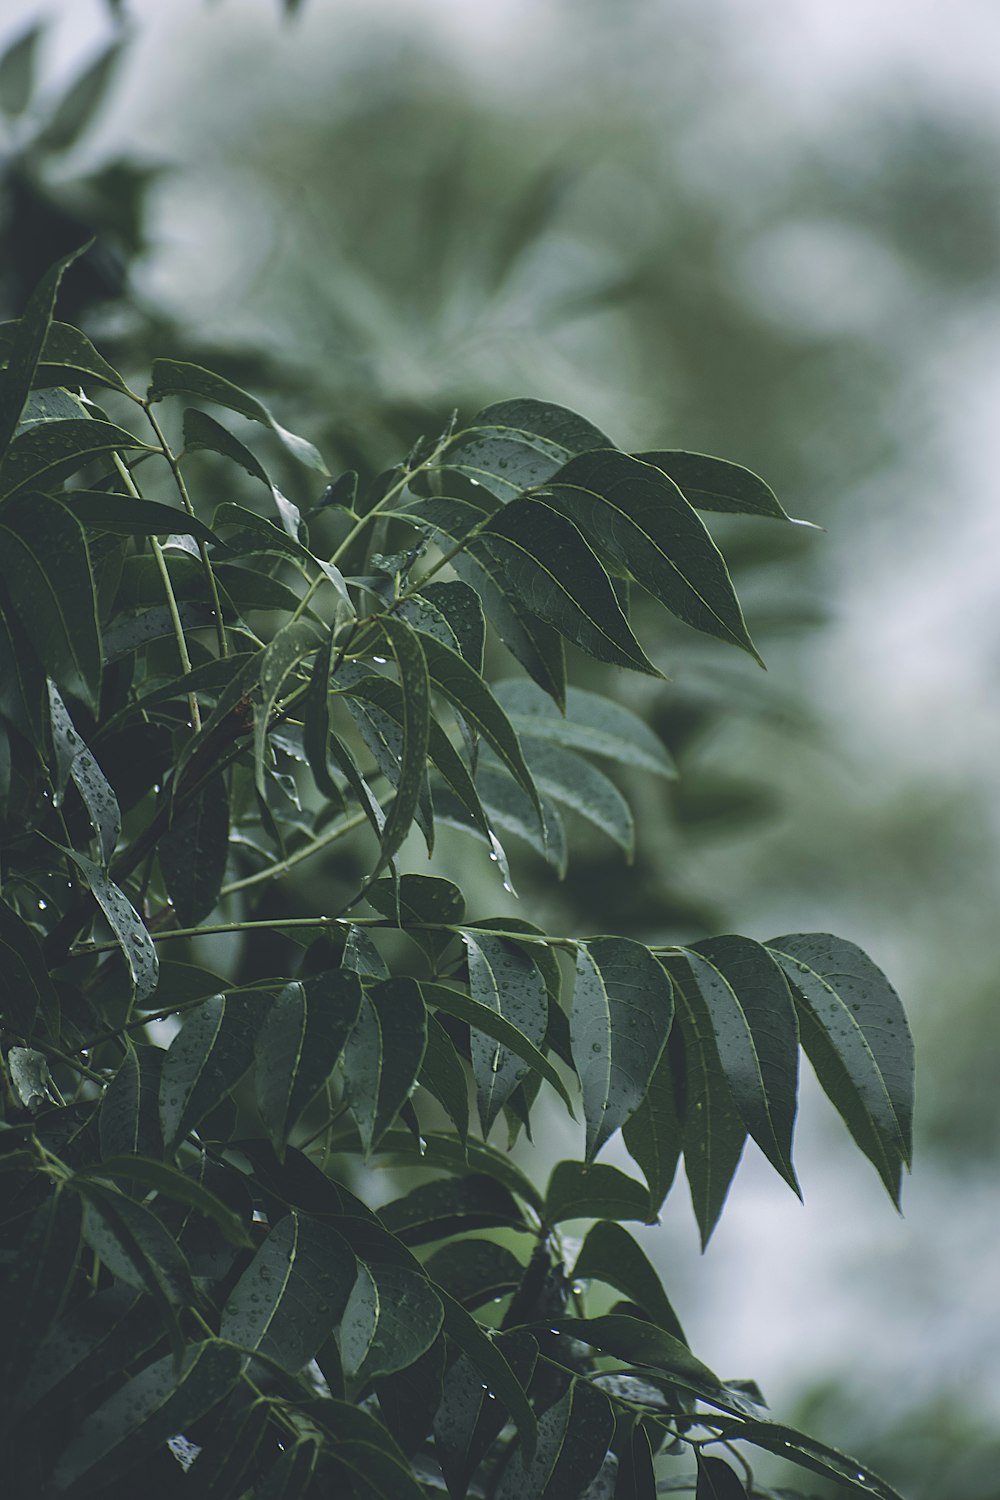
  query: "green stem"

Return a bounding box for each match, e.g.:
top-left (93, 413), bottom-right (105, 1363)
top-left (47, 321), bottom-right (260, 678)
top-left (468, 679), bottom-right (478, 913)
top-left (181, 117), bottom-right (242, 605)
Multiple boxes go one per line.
top-left (144, 401), bottom-right (229, 659)
top-left (220, 808), bottom-right (369, 897)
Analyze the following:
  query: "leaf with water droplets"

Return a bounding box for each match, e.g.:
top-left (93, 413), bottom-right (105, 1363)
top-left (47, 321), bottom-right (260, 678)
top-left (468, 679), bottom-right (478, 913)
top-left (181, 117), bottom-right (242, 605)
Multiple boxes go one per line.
top-left (342, 978), bottom-right (427, 1155)
top-left (340, 1259), bottom-right (443, 1386)
top-left (255, 969), bottom-right (362, 1158)
top-left (62, 846), bottom-right (158, 1005)
top-left (544, 1161), bottom-right (654, 1226)
top-left (48, 682), bottom-right (121, 864)
top-left (159, 994), bottom-right (259, 1151)
top-left (572, 1222), bottom-right (686, 1344)
top-left (0, 898), bottom-right (59, 1036)
top-left (462, 933), bottom-right (550, 1137)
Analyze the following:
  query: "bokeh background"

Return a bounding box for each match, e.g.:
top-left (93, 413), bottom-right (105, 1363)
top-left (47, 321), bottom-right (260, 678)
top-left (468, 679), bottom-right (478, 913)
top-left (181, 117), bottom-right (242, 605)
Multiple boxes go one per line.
top-left (3, 1), bottom-right (999, 1492)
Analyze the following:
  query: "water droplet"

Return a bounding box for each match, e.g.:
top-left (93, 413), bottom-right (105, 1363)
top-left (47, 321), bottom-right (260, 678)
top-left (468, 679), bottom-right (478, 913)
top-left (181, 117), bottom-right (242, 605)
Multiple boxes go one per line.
top-left (37, 899), bottom-right (48, 911)
top-left (372, 655), bottom-right (387, 665)
top-left (549, 1326), bottom-right (560, 1335)
top-left (489, 851), bottom-right (498, 862)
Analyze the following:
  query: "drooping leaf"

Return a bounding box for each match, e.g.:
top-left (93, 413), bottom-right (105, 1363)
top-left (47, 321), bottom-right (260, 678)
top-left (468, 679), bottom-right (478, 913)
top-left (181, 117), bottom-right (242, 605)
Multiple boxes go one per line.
top-left (98, 1043), bottom-right (164, 1159)
top-left (0, 419), bottom-right (149, 502)
top-left (0, 1190), bottom-right (82, 1402)
top-left (341, 978), bottom-right (427, 1155)
top-left (0, 23), bottom-right (42, 118)
top-left (181, 1394), bottom-right (273, 1500)
top-left (340, 1259), bottom-right (444, 1385)
top-left (0, 897), bottom-right (59, 1035)
top-left (675, 936), bottom-right (800, 1193)
top-left (150, 357), bottom-right (328, 474)
top-left (422, 981), bottom-right (572, 1113)
top-left (0, 246), bottom-right (91, 453)
top-left (368, 614), bottom-right (431, 873)
top-left (495, 1376), bottom-right (615, 1500)
top-left (158, 994), bottom-right (260, 1151)
top-left (571, 938), bottom-right (674, 1161)
top-left (696, 1453), bottom-right (749, 1499)
top-left (493, 678), bottom-right (677, 779)
top-left (380, 1174), bottom-right (529, 1246)
top-left (254, 968), bottom-right (363, 1157)
top-left (698, 1415), bottom-right (905, 1500)
top-left (158, 771), bottom-right (230, 925)
top-left (220, 1211), bottom-right (357, 1372)
top-left (637, 450), bottom-right (801, 522)
top-left (622, 1033), bottom-right (684, 1213)
top-left (77, 1178), bottom-right (195, 1306)
top-left (0, 491), bottom-right (101, 710)
top-left (63, 490), bottom-right (220, 543)
top-left (438, 1292), bottom-right (537, 1461)
top-left (48, 681), bottom-right (121, 863)
top-left (542, 450), bottom-right (763, 663)
top-left (51, 1340), bottom-right (242, 1495)
top-left (543, 1161), bottom-right (654, 1226)
top-left (461, 932), bottom-right (550, 1136)
top-left (377, 1337), bottom-right (447, 1457)
top-left (251, 1438), bottom-right (320, 1500)
top-left (515, 737), bottom-right (634, 855)
top-left (405, 579), bottom-right (485, 668)
top-left (75, 1155), bottom-right (250, 1247)
top-left (37, 38), bottom-right (124, 154)
top-left (253, 618), bottom-right (320, 794)
top-left (418, 1013), bottom-right (470, 1140)
top-left (477, 498), bottom-right (661, 676)
top-left (434, 398), bottom-right (612, 502)
top-left (366, 873), bottom-right (465, 967)
top-left (0, 319), bottom-right (135, 398)
top-left (767, 932), bottom-right (913, 1203)
top-left (453, 545), bottom-right (566, 704)
top-left (555, 1314), bottom-right (720, 1389)
top-left (376, 1129), bottom-right (544, 1213)
top-left (62, 847), bottom-right (159, 1005)
top-left (572, 1222), bottom-right (686, 1344)
top-left (673, 979), bottom-right (747, 1249)
top-left (425, 1238), bottom-right (525, 1309)
top-left (14, 1287), bottom-right (160, 1421)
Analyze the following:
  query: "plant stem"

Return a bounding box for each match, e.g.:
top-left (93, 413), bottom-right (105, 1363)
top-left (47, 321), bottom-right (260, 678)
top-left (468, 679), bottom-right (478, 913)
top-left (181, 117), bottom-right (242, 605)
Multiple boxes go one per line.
top-left (220, 808), bottom-right (369, 896)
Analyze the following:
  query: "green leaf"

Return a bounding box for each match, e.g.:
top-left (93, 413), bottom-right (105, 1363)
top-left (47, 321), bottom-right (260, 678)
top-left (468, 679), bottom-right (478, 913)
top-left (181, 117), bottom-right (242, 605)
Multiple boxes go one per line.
top-left (372, 615), bottom-right (431, 873)
top-left (463, 930), bottom-right (550, 1137)
top-left (477, 498), bottom-right (661, 675)
top-left (158, 771), bottom-right (229, 925)
top-left (180, 1394), bottom-right (272, 1500)
top-left (380, 1175), bottom-right (529, 1246)
top-left (495, 1375), bottom-right (615, 1500)
top-left (75, 1155), bottom-right (250, 1246)
top-left (366, 873), bottom-right (465, 967)
top-left (6, 1044), bottom-right (58, 1109)
top-left (0, 1190), bottom-right (82, 1403)
top-left (0, 23), bottom-right (42, 118)
top-left (767, 933), bottom-right (913, 1203)
top-left (637, 450), bottom-right (802, 523)
top-left (519, 737), bottom-right (634, 855)
top-left (62, 490), bottom-right (220, 543)
top-left (0, 247), bottom-right (90, 453)
top-left (0, 492), bottom-right (101, 710)
top-left (254, 969), bottom-right (363, 1157)
top-left (37, 39), bottom-right (124, 154)
top-left (622, 1035), bottom-right (683, 1213)
top-left (434, 1328), bottom-right (538, 1500)
top-left (98, 1043), bottom-right (164, 1158)
top-left (425, 1239), bottom-right (525, 1309)
top-left (572, 1222), bottom-right (686, 1344)
top-left (554, 1314), bottom-right (720, 1388)
top-left (377, 1337), bottom-right (447, 1457)
top-left (493, 678), bottom-right (677, 778)
top-left (159, 994), bottom-right (260, 1151)
top-left (340, 1259), bottom-right (444, 1385)
top-left (150, 357), bottom-right (328, 474)
top-left (544, 1161), bottom-right (654, 1226)
top-left (674, 980), bottom-right (747, 1248)
top-left (436, 398), bottom-right (612, 502)
top-left (438, 1291), bottom-right (538, 1460)
top-left (0, 897), bottom-right (59, 1035)
top-left (572, 939), bottom-right (674, 1161)
top-left (0, 419), bottom-right (150, 501)
top-left (253, 618), bottom-right (320, 794)
top-left (543, 450), bottom-right (763, 662)
top-left (77, 1178), bottom-right (195, 1305)
top-left (327, 1440), bottom-right (430, 1500)
top-left (51, 1340), bottom-right (242, 1495)
top-left (0, 319), bottom-right (134, 398)
top-left (453, 545), bottom-right (567, 704)
top-left (376, 1129), bottom-right (544, 1212)
top-left (213, 500), bottom-right (352, 610)
top-left (700, 1416), bottom-right (905, 1500)
top-left (303, 624), bottom-right (345, 802)
top-left (251, 1439), bottom-right (320, 1500)
top-left (342, 978), bottom-right (427, 1155)
top-left (221, 1212), bottom-right (356, 1371)
top-left (62, 847), bottom-right (159, 1005)
top-left (48, 681), bottom-right (121, 863)
top-left (15, 1288), bottom-right (160, 1421)
top-left (422, 981), bottom-right (573, 1114)
top-left (418, 1013), bottom-right (470, 1140)
top-left (404, 579), bottom-right (486, 668)
top-left (676, 936), bottom-right (800, 1193)
top-left (696, 1453), bottom-right (749, 1498)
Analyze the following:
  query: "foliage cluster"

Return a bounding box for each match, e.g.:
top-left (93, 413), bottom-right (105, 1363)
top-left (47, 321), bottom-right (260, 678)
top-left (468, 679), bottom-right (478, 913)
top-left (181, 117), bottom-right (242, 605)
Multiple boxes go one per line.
top-left (0, 227), bottom-right (915, 1500)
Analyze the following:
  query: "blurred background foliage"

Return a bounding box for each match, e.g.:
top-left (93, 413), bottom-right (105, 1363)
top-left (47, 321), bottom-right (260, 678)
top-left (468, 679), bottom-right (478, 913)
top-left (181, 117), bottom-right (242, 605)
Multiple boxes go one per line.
top-left (3, 0), bottom-right (1000, 1492)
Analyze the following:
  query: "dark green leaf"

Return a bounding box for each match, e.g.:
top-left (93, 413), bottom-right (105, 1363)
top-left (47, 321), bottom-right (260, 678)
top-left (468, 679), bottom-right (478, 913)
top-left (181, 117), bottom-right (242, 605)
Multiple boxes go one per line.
top-left (341, 1259), bottom-right (443, 1384)
top-left (0, 246), bottom-right (90, 453)
top-left (554, 1315), bottom-right (720, 1388)
top-left (342, 978), bottom-right (427, 1154)
top-left (15, 1288), bottom-right (159, 1420)
top-left (370, 614), bottom-right (431, 873)
top-left (98, 1043), bottom-right (163, 1158)
top-left (303, 624), bottom-right (343, 801)
top-left (52, 1340), bottom-right (242, 1495)
top-left (63, 847), bottom-right (159, 1004)
top-left (418, 1013), bottom-right (470, 1140)
top-left (0, 319), bottom-right (134, 398)
top-left (637, 451), bottom-right (800, 522)
top-left (423, 977), bottom-right (572, 1116)
top-left (496, 1376), bottom-right (615, 1500)
top-left (377, 1129), bottom-right (544, 1212)
top-left (478, 498), bottom-right (661, 675)
top-left (696, 1453), bottom-right (748, 1499)
top-left (62, 490), bottom-right (220, 543)
top-left (380, 1174), bottom-right (528, 1246)
top-left (677, 936), bottom-right (800, 1193)
top-left (767, 933), bottom-right (913, 1203)
top-left (77, 1178), bottom-right (195, 1305)
top-left (158, 772), bottom-right (229, 925)
top-left (572, 1223), bottom-right (686, 1344)
top-left (76, 1154), bottom-right (250, 1245)
top-left (150, 358), bottom-right (328, 474)
top-left (519, 737), bottom-right (634, 854)
top-left (438, 1292), bottom-right (538, 1460)
top-left (213, 500), bottom-right (352, 609)
top-left (622, 1035), bottom-right (683, 1213)
top-left (377, 1337), bottom-right (447, 1456)
top-left (0, 491), bottom-right (100, 710)
top-left (434, 1328), bottom-right (538, 1500)
top-left (542, 451), bottom-right (762, 663)
top-left (159, 994), bottom-right (260, 1151)
top-left (425, 1238), bottom-right (525, 1309)
top-left (220, 1211), bottom-right (357, 1372)
top-left (251, 1438), bottom-right (319, 1500)
top-left (0, 897), bottom-right (59, 1035)
top-left (253, 618), bottom-right (320, 794)
top-left (437, 398), bottom-right (612, 502)
top-left (674, 980), bottom-right (747, 1248)
top-left (463, 930), bottom-right (549, 1137)
top-left (572, 938), bottom-right (674, 1161)
top-left (366, 873), bottom-right (465, 966)
top-left (544, 1161), bottom-right (653, 1226)
top-left (453, 545), bottom-right (567, 704)
top-left (182, 1394), bottom-right (272, 1500)
top-left (0, 1190), bottom-right (82, 1401)
top-left (328, 1440), bottom-right (429, 1500)
top-left (0, 419), bottom-right (149, 501)
top-left (254, 968), bottom-right (363, 1157)
top-left (48, 681), bottom-right (121, 863)
top-left (404, 579), bottom-right (485, 668)
top-left (493, 678), bottom-right (677, 778)
top-left (699, 1415), bottom-right (905, 1500)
